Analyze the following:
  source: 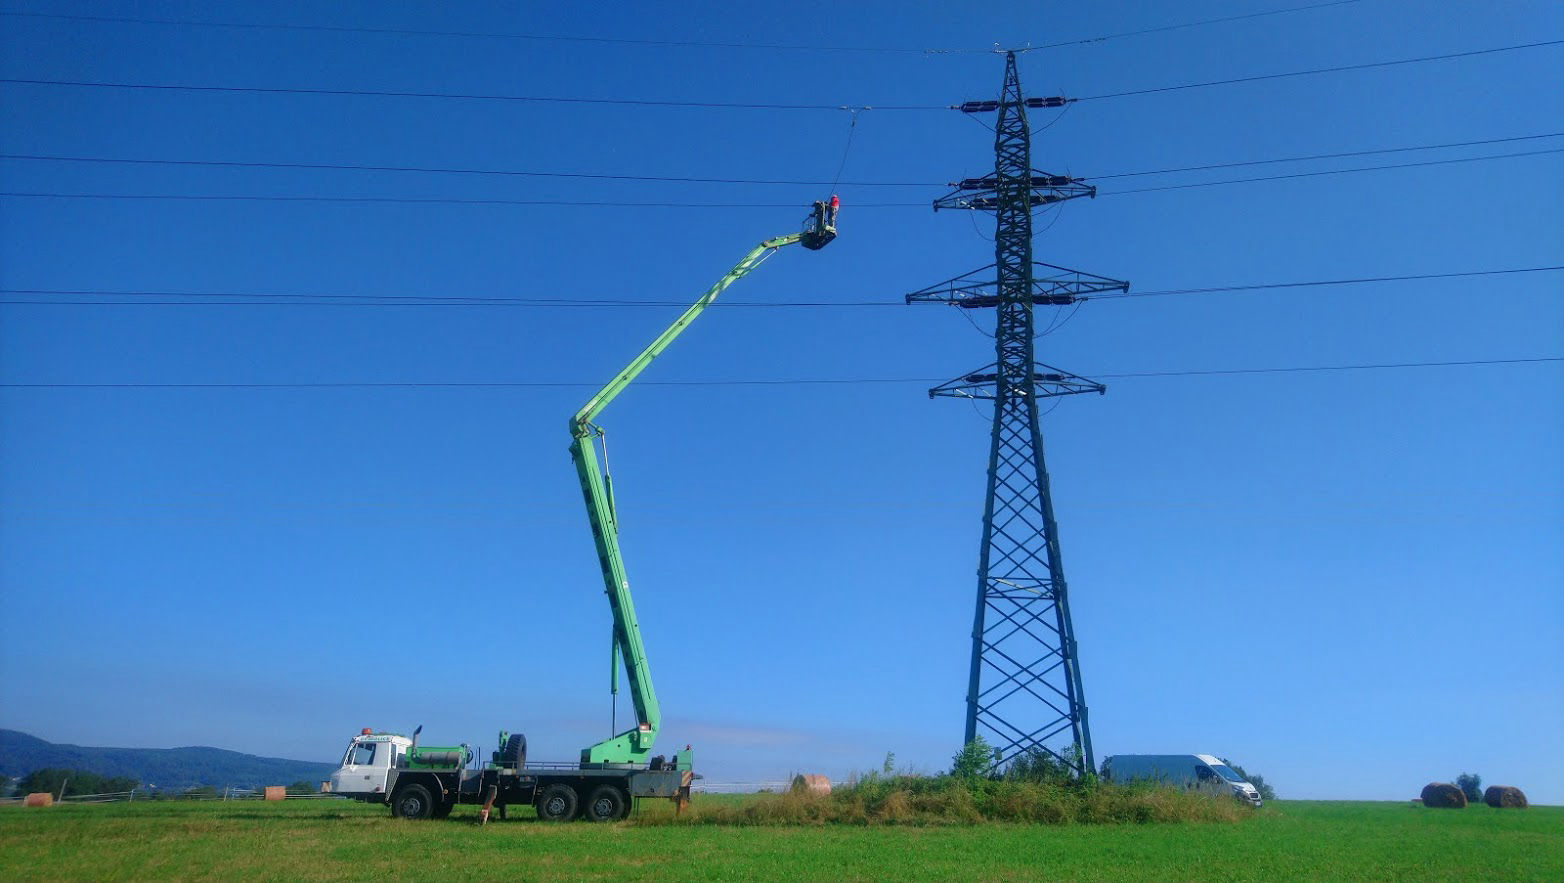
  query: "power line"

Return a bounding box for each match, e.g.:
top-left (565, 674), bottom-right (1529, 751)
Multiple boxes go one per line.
top-left (3, 266), bottom-right (1558, 307)
top-left (1098, 148), bottom-right (1564, 196)
top-left (1026, 1), bottom-right (1362, 51)
top-left (1076, 39), bottom-right (1564, 100)
top-left (1093, 357), bottom-right (1562, 379)
top-left (5, 132), bottom-right (1558, 188)
top-left (2, 357), bottom-right (1557, 389)
top-left (0, 2), bottom-right (1360, 55)
top-left (2, 38), bottom-right (1556, 112)
top-left (0, 151), bottom-right (932, 188)
top-left (4, 146), bottom-right (1556, 209)
top-left (0, 76), bottom-right (942, 111)
top-left (0, 192), bottom-right (882, 207)
top-left (1083, 133), bottom-right (1564, 181)
top-left (1089, 266), bottom-right (1564, 300)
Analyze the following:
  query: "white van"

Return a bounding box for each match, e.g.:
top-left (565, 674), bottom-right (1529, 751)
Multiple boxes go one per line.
top-left (1102, 754), bottom-right (1263, 806)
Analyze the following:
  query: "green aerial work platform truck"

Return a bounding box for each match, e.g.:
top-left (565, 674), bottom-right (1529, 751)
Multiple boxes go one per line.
top-left (327, 208), bottom-right (838, 822)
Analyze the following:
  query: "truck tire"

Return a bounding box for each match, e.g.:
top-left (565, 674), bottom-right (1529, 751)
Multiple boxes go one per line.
top-left (535, 783), bottom-right (578, 822)
top-left (432, 800), bottom-right (454, 819)
top-left (392, 783), bottom-right (435, 820)
top-left (500, 733), bottom-right (527, 768)
top-left (583, 785), bottom-right (628, 822)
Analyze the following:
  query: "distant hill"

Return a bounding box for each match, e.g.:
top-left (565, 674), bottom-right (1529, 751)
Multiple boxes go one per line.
top-left (0, 729), bottom-right (336, 789)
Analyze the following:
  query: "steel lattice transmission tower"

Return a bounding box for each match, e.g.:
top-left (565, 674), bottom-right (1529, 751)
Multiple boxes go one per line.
top-left (907, 51), bottom-right (1128, 775)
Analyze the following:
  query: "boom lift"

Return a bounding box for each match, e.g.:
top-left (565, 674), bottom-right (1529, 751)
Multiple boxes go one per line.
top-left (326, 204), bottom-right (838, 821)
top-left (571, 207), bottom-right (838, 766)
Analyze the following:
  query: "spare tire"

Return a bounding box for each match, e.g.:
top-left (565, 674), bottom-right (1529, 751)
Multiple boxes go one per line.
top-left (501, 732), bottom-right (527, 769)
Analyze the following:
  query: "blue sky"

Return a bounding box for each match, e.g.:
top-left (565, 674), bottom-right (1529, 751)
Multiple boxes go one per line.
top-left (2, 0), bottom-right (1560, 803)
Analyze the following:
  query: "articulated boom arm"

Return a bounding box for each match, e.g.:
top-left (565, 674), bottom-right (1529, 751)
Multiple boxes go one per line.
top-left (569, 230), bottom-right (817, 766)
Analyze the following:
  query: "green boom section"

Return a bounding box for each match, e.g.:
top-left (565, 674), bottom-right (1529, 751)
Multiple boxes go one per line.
top-left (570, 231), bottom-right (812, 766)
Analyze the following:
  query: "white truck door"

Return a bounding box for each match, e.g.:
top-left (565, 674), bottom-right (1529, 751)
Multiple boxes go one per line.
top-left (334, 740), bottom-right (392, 796)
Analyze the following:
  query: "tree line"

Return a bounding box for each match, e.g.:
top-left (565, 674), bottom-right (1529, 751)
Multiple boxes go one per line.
top-left (10, 768), bottom-right (322, 799)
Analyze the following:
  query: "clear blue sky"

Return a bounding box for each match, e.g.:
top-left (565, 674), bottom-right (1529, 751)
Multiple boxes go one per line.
top-left (2, 1), bottom-right (1560, 803)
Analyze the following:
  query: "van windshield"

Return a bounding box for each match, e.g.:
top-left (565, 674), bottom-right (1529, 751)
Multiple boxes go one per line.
top-left (1209, 763), bottom-right (1244, 783)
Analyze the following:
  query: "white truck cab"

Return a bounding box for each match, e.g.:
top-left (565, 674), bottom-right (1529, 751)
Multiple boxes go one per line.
top-left (1102, 753), bottom-right (1263, 807)
top-left (328, 729), bottom-right (412, 800)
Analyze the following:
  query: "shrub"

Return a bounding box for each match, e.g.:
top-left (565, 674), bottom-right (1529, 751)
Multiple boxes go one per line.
top-left (1005, 745), bottom-right (1089, 786)
top-left (1455, 772), bottom-right (1483, 803)
top-left (950, 736), bottom-right (998, 779)
top-left (634, 773), bottom-right (1246, 827)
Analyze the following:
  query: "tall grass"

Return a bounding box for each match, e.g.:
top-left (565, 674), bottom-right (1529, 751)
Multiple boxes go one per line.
top-left (636, 774), bottom-right (1247, 827)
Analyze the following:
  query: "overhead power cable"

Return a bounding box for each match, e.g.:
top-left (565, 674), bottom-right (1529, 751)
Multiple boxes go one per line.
top-left (1076, 39), bottom-right (1564, 100)
top-left (3, 266), bottom-right (1558, 308)
top-left (1082, 133), bottom-right (1564, 180)
top-left (1099, 147), bottom-right (1564, 196)
top-left (0, 2), bottom-right (1360, 55)
top-left (4, 132), bottom-right (1557, 188)
top-left (2, 357), bottom-right (1557, 389)
top-left (2, 38), bottom-right (1556, 111)
top-left (0, 192), bottom-right (907, 207)
top-left (4, 147), bottom-right (1557, 209)
top-left (1024, 1), bottom-right (1362, 51)
top-left (0, 76), bottom-right (944, 111)
top-left (1087, 266), bottom-right (1564, 300)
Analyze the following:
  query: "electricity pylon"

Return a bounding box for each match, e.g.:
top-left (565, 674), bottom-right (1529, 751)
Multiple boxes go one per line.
top-left (908, 51), bottom-right (1127, 775)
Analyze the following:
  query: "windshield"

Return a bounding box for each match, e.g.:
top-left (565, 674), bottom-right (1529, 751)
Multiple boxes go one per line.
top-left (1209, 763), bottom-right (1245, 783)
top-left (349, 742), bottom-right (377, 766)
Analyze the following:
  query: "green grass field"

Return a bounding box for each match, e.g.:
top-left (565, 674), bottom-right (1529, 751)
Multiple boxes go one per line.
top-left (1, 797), bottom-right (1558, 881)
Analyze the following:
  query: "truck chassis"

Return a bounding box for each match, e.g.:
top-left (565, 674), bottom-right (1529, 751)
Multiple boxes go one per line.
top-left (373, 762), bottom-right (693, 822)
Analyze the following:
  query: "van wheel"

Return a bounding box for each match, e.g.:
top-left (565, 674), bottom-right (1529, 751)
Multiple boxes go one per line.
top-left (583, 785), bottom-right (627, 822)
top-left (536, 784), bottom-right (578, 822)
top-left (392, 784), bottom-right (435, 820)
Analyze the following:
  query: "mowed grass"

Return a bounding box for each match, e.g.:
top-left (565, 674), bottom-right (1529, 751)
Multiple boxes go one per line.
top-left (1, 797), bottom-right (1558, 881)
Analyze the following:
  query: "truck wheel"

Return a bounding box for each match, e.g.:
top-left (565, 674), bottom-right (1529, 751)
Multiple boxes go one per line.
top-left (536, 784), bottom-right (578, 822)
top-left (500, 733), bottom-right (527, 768)
top-left (432, 801), bottom-right (454, 819)
top-left (392, 784), bottom-right (435, 820)
top-left (583, 785), bottom-right (628, 822)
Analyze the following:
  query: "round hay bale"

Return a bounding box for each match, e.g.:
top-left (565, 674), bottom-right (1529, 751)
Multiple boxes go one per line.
top-left (1483, 785), bottom-right (1528, 809)
top-left (23, 792), bottom-right (53, 807)
top-left (790, 774), bottom-right (831, 796)
top-left (263, 786), bottom-right (286, 802)
top-left (1420, 782), bottom-right (1467, 808)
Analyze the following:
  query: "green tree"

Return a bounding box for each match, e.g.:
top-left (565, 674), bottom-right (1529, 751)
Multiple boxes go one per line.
top-left (1455, 772), bottom-right (1482, 803)
top-left (1221, 760), bottom-right (1278, 801)
top-left (285, 780), bottom-right (318, 795)
top-left (950, 735), bottom-right (998, 779)
top-left (17, 768), bottom-right (138, 798)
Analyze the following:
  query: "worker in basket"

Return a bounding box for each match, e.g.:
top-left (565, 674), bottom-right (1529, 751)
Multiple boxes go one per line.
top-left (802, 194), bottom-right (840, 250)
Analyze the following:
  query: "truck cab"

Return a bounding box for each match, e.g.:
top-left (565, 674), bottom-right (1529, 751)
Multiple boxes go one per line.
top-left (328, 729), bottom-right (412, 801)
